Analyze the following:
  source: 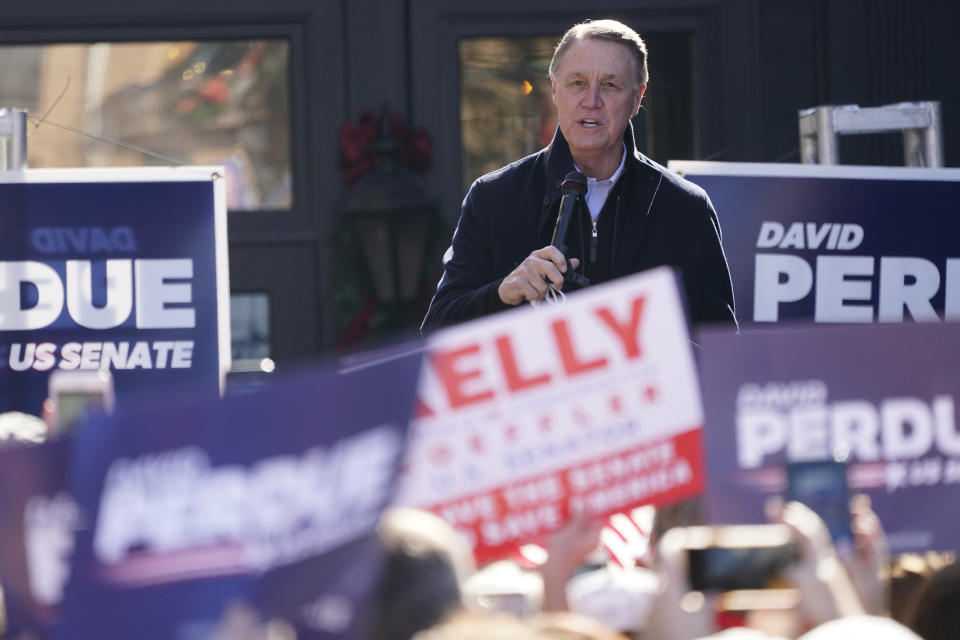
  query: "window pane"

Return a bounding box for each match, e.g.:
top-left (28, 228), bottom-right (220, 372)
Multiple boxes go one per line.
top-left (230, 292), bottom-right (271, 361)
top-left (458, 33), bottom-right (695, 191)
top-left (459, 37), bottom-right (558, 192)
top-left (0, 40), bottom-right (291, 210)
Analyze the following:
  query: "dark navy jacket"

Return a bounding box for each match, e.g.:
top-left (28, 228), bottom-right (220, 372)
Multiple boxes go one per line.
top-left (421, 125), bottom-right (736, 331)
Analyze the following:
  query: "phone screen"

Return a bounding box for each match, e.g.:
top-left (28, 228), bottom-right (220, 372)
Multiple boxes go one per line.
top-left (785, 461), bottom-right (852, 549)
top-left (688, 544), bottom-right (799, 592)
top-left (55, 391), bottom-right (105, 430)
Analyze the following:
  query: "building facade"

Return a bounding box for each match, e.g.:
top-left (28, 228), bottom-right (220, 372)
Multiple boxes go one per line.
top-left (1, 0), bottom-right (956, 366)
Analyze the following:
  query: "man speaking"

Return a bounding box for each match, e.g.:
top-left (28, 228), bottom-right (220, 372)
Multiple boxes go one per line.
top-left (421, 19), bottom-right (736, 331)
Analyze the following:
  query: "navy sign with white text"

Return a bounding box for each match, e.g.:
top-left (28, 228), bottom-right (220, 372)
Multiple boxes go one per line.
top-left (0, 168), bottom-right (230, 414)
top-left (668, 162), bottom-right (960, 327)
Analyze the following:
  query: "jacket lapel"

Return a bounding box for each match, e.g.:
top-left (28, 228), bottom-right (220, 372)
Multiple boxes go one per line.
top-left (537, 124), bottom-right (664, 271)
top-left (612, 151), bottom-right (662, 275)
top-left (538, 129), bottom-right (575, 242)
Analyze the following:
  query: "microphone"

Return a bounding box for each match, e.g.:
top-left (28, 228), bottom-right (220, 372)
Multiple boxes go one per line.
top-left (549, 171), bottom-right (590, 290)
top-left (551, 171), bottom-right (587, 247)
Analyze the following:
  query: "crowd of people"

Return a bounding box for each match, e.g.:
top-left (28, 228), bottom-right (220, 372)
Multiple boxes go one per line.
top-left (361, 500), bottom-right (957, 640)
top-left (0, 408), bottom-right (956, 639)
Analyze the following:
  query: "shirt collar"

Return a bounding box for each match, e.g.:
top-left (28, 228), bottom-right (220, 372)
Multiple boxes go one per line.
top-left (574, 142), bottom-right (628, 185)
top-left (542, 122), bottom-right (639, 197)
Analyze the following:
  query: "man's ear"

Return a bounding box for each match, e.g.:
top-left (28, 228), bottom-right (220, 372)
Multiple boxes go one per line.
top-left (633, 85), bottom-right (646, 115)
top-left (550, 76), bottom-right (558, 105)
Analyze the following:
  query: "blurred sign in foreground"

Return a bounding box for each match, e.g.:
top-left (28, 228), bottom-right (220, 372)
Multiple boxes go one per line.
top-left (0, 352), bottom-right (422, 639)
top-left (397, 267), bottom-right (708, 564)
top-left (699, 322), bottom-right (960, 554)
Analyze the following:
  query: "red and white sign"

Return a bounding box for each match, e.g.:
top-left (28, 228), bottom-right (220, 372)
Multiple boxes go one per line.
top-left (396, 267), bottom-right (706, 564)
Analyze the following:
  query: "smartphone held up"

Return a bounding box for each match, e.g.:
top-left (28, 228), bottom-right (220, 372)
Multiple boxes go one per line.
top-left (44, 369), bottom-right (115, 434)
top-left (786, 460), bottom-right (853, 552)
top-left (683, 524), bottom-right (799, 593)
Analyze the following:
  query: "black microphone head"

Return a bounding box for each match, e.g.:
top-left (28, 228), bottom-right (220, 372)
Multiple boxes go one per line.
top-left (561, 170), bottom-right (588, 196)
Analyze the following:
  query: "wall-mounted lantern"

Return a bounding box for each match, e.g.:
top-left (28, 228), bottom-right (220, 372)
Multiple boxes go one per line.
top-left (343, 114), bottom-right (434, 303)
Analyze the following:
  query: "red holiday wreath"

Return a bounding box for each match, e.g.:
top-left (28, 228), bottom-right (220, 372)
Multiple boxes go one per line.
top-left (338, 110), bottom-right (432, 185)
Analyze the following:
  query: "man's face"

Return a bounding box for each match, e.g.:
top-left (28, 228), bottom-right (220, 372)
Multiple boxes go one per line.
top-left (551, 38), bottom-right (645, 165)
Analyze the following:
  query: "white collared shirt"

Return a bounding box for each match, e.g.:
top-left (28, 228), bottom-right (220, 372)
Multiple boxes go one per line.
top-left (575, 143), bottom-right (627, 221)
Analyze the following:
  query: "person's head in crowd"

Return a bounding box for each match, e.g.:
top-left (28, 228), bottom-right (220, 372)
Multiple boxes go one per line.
top-left (889, 554), bottom-right (931, 623)
top-left (796, 615), bottom-right (922, 640)
top-left (888, 552), bottom-right (954, 624)
top-left (565, 565), bottom-right (658, 636)
top-left (693, 628), bottom-right (787, 640)
top-left (361, 507), bottom-right (475, 640)
top-left (209, 602), bottom-right (295, 640)
top-left (904, 559), bottom-right (960, 640)
top-left (409, 609), bottom-right (547, 640)
top-left (0, 411), bottom-right (47, 447)
top-left (463, 559), bottom-right (544, 616)
top-left (409, 609), bottom-right (631, 640)
top-left (536, 610), bottom-right (632, 640)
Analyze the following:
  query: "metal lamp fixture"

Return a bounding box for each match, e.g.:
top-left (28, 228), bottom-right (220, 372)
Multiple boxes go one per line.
top-left (343, 113), bottom-right (433, 303)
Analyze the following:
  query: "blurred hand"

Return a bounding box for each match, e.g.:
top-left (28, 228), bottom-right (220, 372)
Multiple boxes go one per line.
top-left (539, 509), bottom-right (604, 611)
top-left (841, 494), bottom-right (890, 616)
top-left (642, 527), bottom-right (717, 640)
top-left (498, 246), bottom-right (580, 305)
top-left (766, 498), bottom-right (865, 627)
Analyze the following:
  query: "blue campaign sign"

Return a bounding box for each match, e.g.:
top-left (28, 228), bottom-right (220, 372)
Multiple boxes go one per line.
top-left (0, 168), bottom-right (230, 415)
top-left (698, 322), bottom-right (960, 554)
top-left (54, 351), bottom-right (422, 640)
top-left (668, 162), bottom-right (960, 327)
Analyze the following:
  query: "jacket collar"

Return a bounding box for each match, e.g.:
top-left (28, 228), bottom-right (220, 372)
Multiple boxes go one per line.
top-left (542, 120), bottom-right (657, 190)
top-left (539, 122), bottom-right (663, 275)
